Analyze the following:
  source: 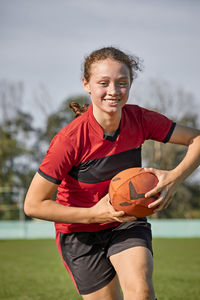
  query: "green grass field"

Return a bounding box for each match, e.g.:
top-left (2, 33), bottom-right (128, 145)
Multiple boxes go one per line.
top-left (0, 238), bottom-right (200, 300)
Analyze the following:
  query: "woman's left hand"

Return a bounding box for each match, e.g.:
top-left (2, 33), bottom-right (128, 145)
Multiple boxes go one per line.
top-left (143, 168), bottom-right (180, 213)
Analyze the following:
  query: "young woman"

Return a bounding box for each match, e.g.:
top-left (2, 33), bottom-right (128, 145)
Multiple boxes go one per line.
top-left (24, 47), bottom-right (200, 300)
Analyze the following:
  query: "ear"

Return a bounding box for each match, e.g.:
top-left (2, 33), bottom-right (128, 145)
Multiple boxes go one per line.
top-left (82, 77), bottom-right (91, 94)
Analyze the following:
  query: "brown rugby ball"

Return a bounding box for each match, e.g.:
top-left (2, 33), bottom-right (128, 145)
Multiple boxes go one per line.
top-left (109, 167), bottom-right (160, 217)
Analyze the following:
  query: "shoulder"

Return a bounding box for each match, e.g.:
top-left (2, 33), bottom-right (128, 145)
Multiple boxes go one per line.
top-left (44, 110), bottom-right (89, 160)
top-left (123, 104), bottom-right (142, 111)
top-left (123, 104), bottom-right (171, 122)
top-left (42, 111), bottom-right (90, 168)
top-left (122, 104), bottom-right (174, 142)
top-left (55, 108), bottom-right (90, 142)
top-left (123, 104), bottom-right (158, 114)
top-left (122, 104), bottom-right (148, 122)
top-left (123, 104), bottom-right (147, 115)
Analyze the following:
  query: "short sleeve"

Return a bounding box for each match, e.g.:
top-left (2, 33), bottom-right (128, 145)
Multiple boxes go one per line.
top-left (38, 134), bottom-right (75, 184)
top-left (141, 107), bottom-right (176, 143)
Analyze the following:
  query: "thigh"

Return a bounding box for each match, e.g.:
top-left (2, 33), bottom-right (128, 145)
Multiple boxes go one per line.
top-left (110, 246), bottom-right (153, 284)
top-left (106, 221), bottom-right (155, 299)
top-left (110, 246), bottom-right (155, 298)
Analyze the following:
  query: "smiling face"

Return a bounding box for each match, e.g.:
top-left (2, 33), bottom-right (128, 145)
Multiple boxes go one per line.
top-left (82, 58), bottom-right (132, 118)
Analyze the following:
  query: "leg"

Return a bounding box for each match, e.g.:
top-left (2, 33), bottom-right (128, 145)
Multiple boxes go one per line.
top-left (82, 275), bottom-right (122, 300)
top-left (110, 246), bottom-right (155, 300)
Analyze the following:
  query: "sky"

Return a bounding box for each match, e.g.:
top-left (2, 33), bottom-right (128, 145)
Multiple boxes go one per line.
top-left (0, 0), bottom-right (200, 123)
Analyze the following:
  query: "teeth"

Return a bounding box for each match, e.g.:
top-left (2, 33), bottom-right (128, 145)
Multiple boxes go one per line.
top-left (106, 100), bottom-right (119, 103)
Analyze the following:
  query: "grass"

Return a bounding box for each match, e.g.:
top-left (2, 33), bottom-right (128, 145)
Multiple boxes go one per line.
top-left (0, 239), bottom-right (81, 300)
top-left (153, 238), bottom-right (200, 300)
top-left (0, 238), bottom-right (200, 299)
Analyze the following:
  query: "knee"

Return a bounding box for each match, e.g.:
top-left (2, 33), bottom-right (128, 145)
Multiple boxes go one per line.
top-left (124, 278), bottom-right (155, 300)
top-left (136, 280), bottom-right (154, 300)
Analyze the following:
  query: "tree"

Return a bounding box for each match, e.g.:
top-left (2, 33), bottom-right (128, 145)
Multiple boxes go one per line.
top-left (0, 81), bottom-right (37, 219)
top-left (0, 81), bottom-right (36, 187)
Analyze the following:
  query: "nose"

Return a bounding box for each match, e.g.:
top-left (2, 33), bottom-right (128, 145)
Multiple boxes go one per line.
top-left (107, 83), bottom-right (119, 96)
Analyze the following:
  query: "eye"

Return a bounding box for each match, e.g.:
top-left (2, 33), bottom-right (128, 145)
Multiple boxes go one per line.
top-left (99, 81), bottom-right (108, 86)
top-left (118, 81), bottom-right (128, 87)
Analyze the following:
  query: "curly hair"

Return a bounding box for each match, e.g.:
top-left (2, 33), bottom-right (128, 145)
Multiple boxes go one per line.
top-left (70, 46), bottom-right (143, 117)
top-left (83, 46), bottom-right (142, 82)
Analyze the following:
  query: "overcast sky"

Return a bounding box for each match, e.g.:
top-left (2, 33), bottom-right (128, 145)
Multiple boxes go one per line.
top-left (0, 0), bottom-right (200, 122)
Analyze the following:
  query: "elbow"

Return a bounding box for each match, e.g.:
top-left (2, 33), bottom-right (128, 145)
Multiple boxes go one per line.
top-left (24, 203), bottom-right (33, 218)
top-left (24, 198), bottom-right (38, 218)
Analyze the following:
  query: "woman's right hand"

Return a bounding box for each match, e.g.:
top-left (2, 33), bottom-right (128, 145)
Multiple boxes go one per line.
top-left (88, 193), bottom-right (136, 223)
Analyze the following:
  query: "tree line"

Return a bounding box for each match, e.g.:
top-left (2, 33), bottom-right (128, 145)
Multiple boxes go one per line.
top-left (0, 79), bottom-right (199, 220)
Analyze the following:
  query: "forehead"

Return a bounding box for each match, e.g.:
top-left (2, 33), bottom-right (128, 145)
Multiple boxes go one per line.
top-left (89, 58), bottom-right (130, 79)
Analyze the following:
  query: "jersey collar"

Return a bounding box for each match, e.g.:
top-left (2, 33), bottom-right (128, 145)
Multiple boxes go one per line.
top-left (88, 104), bottom-right (121, 141)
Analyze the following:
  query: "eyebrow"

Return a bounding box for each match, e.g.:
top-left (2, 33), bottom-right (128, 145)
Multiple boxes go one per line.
top-left (98, 76), bottom-right (129, 80)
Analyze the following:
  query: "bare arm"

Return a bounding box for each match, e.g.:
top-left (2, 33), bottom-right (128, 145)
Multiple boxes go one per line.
top-left (145, 124), bottom-right (200, 212)
top-left (24, 172), bottom-right (136, 223)
top-left (168, 124), bottom-right (200, 180)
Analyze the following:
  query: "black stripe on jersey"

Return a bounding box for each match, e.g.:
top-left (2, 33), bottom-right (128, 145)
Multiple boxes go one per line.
top-left (163, 122), bottom-right (176, 143)
top-left (38, 168), bottom-right (62, 185)
top-left (68, 147), bottom-right (141, 183)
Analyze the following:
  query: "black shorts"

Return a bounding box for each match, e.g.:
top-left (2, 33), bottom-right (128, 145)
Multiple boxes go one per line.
top-left (56, 220), bottom-right (152, 295)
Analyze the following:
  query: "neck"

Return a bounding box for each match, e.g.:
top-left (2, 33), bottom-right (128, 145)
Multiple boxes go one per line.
top-left (92, 106), bottom-right (121, 135)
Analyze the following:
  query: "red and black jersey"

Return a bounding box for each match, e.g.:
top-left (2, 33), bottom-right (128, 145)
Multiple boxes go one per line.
top-left (39, 104), bottom-right (176, 233)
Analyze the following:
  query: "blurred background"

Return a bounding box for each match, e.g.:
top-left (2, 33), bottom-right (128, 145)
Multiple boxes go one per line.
top-left (0, 0), bottom-right (200, 224)
top-left (1, 3), bottom-right (200, 300)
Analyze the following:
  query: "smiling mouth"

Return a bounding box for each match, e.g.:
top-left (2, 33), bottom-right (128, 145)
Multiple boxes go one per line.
top-left (104, 99), bottom-right (120, 103)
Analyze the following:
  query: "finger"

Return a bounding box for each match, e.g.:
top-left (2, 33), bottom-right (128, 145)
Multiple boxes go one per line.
top-left (113, 210), bottom-right (125, 217)
top-left (104, 193), bottom-right (110, 201)
top-left (153, 194), bottom-right (172, 212)
top-left (148, 189), bottom-right (167, 209)
top-left (145, 186), bottom-right (160, 198)
top-left (148, 194), bottom-right (164, 208)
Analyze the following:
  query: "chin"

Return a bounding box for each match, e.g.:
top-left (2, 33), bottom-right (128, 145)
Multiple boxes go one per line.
top-left (105, 107), bottom-right (121, 116)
